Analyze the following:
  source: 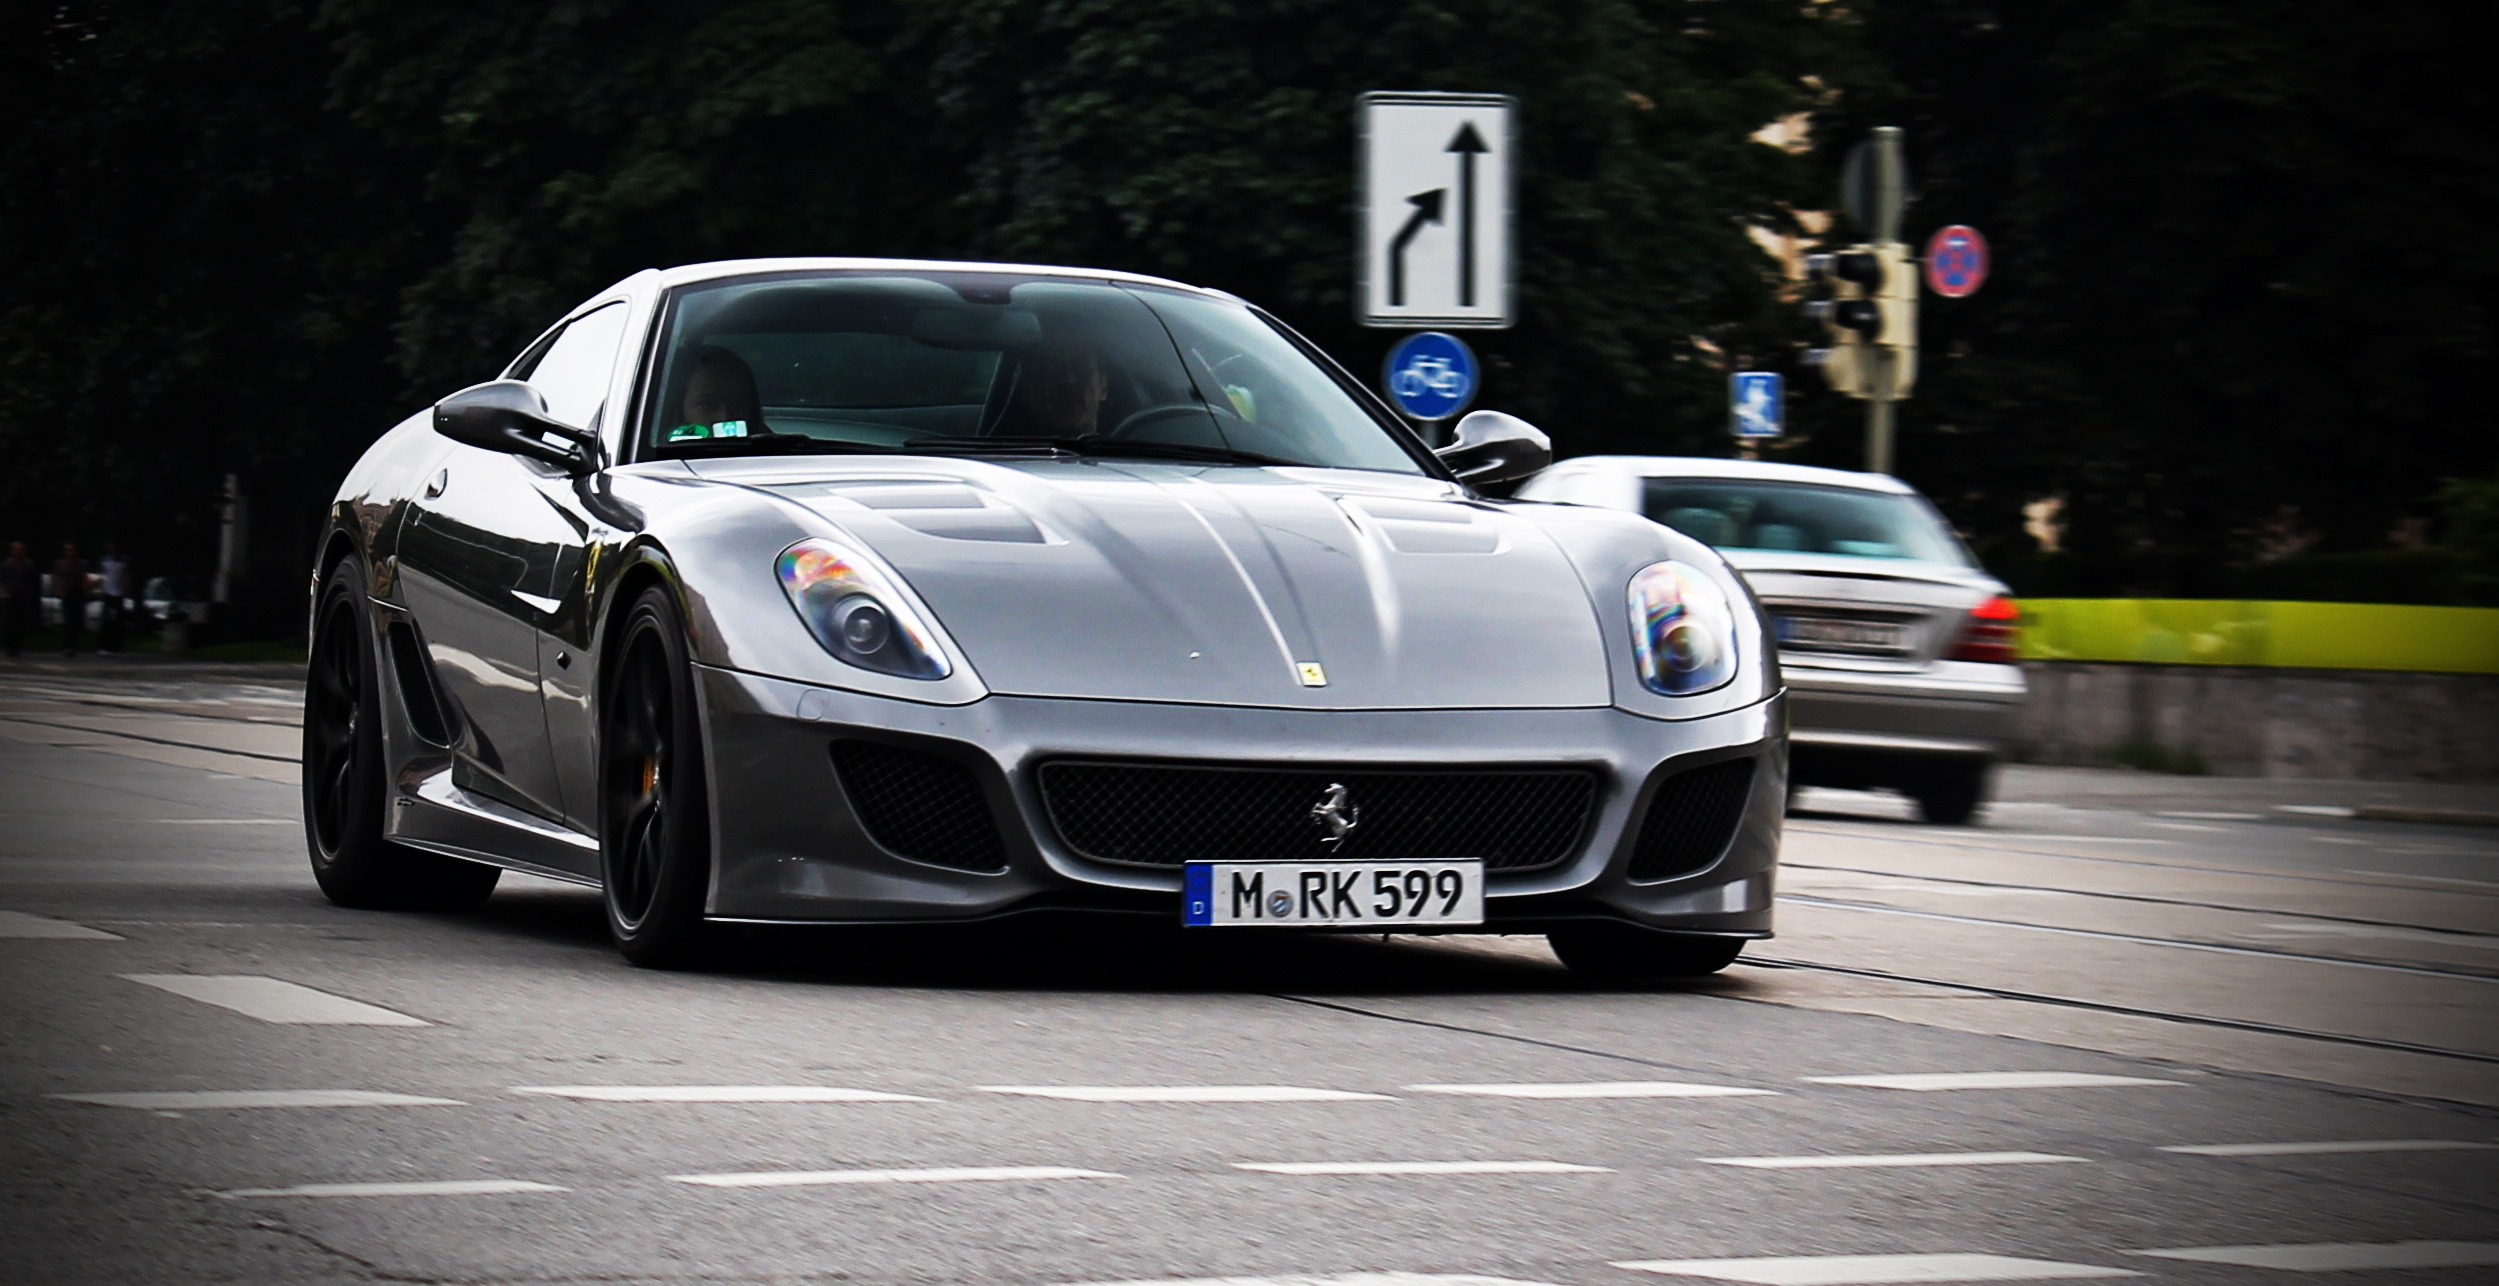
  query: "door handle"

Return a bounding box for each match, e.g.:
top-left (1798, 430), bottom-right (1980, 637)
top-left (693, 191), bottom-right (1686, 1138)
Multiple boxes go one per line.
top-left (425, 468), bottom-right (448, 499)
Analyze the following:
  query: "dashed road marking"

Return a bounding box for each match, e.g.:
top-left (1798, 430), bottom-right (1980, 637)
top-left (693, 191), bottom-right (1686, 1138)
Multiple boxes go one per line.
top-left (671, 1165), bottom-right (1119, 1188)
top-left (2153, 811), bottom-right (2263, 821)
top-left (0, 910), bottom-right (119, 940)
top-left (215, 1179), bottom-right (562, 1199)
top-left (1612, 1253), bottom-right (2141, 1283)
top-left (1701, 1152), bottom-right (2086, 1170)
top-left (977, 1085), bottom-right (1392, 1102)
top-left (1233, 1161), bottom-right (1608, 1176)
top-left (512, 1085), bottom-right (932, 1103)
top-left (1405, 1081), bottom-right (1774, 1099)
top-left (1056, 1276), bottom-right (1569, 1286)
top-left (52, 1090), bottom-right (464, 1110)
top-left (145, 818), bottom-right (294, 825)
top-left (2159, 1139), bottom-right (2496, 1157)
top-left (2129, 1241), bottom-right (2499, 1272)
top-left (121, 974), bottom-right (428, 1025)
top-left (1802, 1072), bottom-right (2184, 1091)
top-left (1056, 1276), bottom-right (1568, 1286)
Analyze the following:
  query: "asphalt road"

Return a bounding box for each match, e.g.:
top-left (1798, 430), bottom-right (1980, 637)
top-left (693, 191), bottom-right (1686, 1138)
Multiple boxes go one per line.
top-left (3, 663), bottom-right (2496, 1286)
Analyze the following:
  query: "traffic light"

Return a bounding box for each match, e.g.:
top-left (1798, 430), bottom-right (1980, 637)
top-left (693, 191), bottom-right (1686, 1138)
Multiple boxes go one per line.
top-left (1801, 245), bottom-right (1915, 400)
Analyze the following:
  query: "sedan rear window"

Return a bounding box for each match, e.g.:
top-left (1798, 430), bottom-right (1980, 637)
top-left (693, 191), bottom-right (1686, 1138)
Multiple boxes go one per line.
top-left (1640, 478), bottom-right (1972, 566)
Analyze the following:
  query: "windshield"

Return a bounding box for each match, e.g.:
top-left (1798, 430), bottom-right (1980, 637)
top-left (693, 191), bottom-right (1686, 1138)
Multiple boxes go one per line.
top-left (639, 271), bottom-right (1425, 473)
top-left (1640, 478), bottom-right (1973, 566)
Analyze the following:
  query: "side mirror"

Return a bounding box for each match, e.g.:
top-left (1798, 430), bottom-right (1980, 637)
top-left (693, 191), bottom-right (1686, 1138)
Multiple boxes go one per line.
top-left (433, 380), bottom-right (597, 475)
top-left (1433, 409), bottom-right (1552, 485)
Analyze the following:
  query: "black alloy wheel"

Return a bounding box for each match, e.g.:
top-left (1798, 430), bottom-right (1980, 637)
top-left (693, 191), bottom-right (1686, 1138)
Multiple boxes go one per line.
top-left (599, 586), bottom-right (714, 967)
top-left (302, 556), bottom-right (500, 910)
top-left (1547, 922), bottom-right (1745, 980)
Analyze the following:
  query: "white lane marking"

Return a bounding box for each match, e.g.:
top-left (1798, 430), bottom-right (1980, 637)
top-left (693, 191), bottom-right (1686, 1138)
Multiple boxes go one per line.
top-left (121, 974), bottom-right (428, 1026)
top-left (1804, 1072), bottom-right (2183, 1092)
top-left (146, 818), bottom-right (294, 825)
top-left (2130, 1241), bottom-right (2499, 1272)
top-left (1405, 1081), bottom-right (1774, 1099)
top-left (2348, 869), bottom-right (2499, 890)
top-left (2161, 1139), bottom-right (2498, 1157)
top-left (2153, 811), bottom-right (2263, 821)
top-left (215, 1179), bottom-right (562, 1199)
top-left (52, 1090), bottom-right (464, 1110)
top-left (1702, 1152), bottom-right (2086, 1170)
top-left (512, 1085), bottom-right (932, 1103)
top-left (977, 1085), bottom-right (1392, 1102)
top-left (2148, 822), bottom-right (2225, 833)
top-left (1057, 1276), bottom-right (1570, 1286)
top-left (1612, 1254), bottom-right (2139, 1283)
top-left (671, 1165), bottom-right (1118, 1188)
top-left (1966, 834), bottom-right (2167, 844)
top-left (0, 910), bottom-right (120, 940)
top-left (2279, 805), bottom-right (2357, 818)
top-left (1233, 1161), bottom-right (1609, 1176)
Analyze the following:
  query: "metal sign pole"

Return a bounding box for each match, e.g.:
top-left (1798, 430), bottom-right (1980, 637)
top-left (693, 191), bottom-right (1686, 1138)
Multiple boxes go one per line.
top-left (1862, 128), bottom-right (1907, 477)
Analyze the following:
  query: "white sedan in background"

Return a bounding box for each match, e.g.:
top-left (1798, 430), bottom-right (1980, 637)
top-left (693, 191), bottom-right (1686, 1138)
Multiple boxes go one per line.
top-left (1520, 457), bottom-right (2024, 823)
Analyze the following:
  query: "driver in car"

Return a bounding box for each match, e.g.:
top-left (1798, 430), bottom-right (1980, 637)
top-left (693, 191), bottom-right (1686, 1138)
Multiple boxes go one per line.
top-left (1011, 342), bottom-right (1108, 437)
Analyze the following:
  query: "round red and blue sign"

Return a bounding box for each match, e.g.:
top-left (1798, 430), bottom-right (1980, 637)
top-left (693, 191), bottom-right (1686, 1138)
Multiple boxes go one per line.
top-left (1923, 224), bottom-right (1989, 298)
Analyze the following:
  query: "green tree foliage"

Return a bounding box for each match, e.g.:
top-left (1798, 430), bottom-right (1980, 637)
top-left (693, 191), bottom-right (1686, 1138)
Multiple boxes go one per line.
top-left (1807, 0), bottom-right (2498, 593)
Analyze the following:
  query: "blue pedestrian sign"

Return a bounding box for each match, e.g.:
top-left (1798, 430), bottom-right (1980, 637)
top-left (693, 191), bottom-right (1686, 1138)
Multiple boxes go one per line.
top-left (1730, 371), bottom-right (1784, 439)
top-left (1382, 331), bottom-right (1477, 420)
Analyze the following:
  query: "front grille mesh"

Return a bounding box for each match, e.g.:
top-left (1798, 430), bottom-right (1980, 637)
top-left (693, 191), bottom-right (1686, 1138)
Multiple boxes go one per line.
top-left (1628, 758), bottom-right (1756, 882)
top-left (385, 620), bottom-right (451, 745)
top-left (1038, 761), bottom-right (1597, 871)
top-left (829, 740), bottom-right (1009, 873)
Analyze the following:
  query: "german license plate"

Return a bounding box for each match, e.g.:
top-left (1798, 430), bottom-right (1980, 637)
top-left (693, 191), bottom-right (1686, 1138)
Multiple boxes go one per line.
top-left (1182, 860), bottom-right (1484, 928)
top-left (1775, 615), bottom-right (1908, 652)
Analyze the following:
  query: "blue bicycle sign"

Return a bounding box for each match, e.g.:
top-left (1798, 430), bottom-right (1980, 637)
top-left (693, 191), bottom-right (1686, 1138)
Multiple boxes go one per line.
top-left (1382, 331), bottom-right (1478, 420)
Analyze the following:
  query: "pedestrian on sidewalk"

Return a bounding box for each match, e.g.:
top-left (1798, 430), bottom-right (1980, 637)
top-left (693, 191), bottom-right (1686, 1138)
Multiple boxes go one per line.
top-left (97, 542), bottom-right (134, 653)
top-left (1, 541), bottom-right (34, 657)
top-left (53, 541), bottom-right (91, 656)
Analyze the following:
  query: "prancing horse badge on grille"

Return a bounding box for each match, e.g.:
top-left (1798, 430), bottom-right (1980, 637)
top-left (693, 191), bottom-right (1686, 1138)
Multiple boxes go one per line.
top-left (1308, 783), bottom-right (1360, 848)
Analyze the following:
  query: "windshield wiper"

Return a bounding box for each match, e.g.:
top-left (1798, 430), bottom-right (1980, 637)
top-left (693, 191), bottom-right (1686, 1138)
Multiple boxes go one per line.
top-left (662, 435), bottom-right (897, 457)
top-left (904, 436), bottom-right (1292, 467)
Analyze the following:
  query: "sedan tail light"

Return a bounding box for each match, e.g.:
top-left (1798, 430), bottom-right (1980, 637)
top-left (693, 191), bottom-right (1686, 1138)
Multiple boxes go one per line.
top-left (1946, 596), bottom-right (2021, 664)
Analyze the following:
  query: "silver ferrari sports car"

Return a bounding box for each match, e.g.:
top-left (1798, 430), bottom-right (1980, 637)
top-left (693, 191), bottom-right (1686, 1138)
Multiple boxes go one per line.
top-left (302, 259), bottom-right (1787, 974)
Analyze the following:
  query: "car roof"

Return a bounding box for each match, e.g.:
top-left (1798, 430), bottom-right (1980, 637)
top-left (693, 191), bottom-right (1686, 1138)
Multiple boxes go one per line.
top-left (647, 257), bottom-right (1236, 301)
top-left (1545, 455), bottom-right (1918, 495)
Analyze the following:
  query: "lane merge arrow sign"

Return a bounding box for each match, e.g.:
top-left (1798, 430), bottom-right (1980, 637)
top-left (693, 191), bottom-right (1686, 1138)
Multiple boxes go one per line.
top-left (1360, 92), bottom-right (1513, 328)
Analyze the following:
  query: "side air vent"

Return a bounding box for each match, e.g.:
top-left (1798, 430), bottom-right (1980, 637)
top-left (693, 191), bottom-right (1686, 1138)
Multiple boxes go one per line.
top-left (1627, 758), bottom-right (1756, 883)
top-left (828, 739), bottom-right (1009, 874)
top-left (384, 620), bottom-right (453, 745)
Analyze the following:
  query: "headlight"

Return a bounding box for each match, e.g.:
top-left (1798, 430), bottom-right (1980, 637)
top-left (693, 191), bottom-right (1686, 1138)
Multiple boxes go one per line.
top-left (1627, 561), bottom-right (1739, 696)
top-left (775, 538), bottom-right (952, 680)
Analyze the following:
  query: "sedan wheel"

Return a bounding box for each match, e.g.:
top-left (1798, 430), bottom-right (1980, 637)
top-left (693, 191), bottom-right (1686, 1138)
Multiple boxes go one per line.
top-left (600, 587), bottom-right (714, 967)
top-left (303, 557), bottom-right (499, 910)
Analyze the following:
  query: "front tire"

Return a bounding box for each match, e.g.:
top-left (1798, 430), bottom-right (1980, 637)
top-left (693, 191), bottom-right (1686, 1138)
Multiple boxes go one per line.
top-left (303, 557), bottom-right (500, 911)
top-left (1548, 923), bottom-right (1744, 979)
top-left (600, 586), bottom-right (715, 968)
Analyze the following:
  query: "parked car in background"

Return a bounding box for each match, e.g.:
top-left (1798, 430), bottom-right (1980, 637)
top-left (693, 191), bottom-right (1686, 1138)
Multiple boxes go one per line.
top-left (1518, 457), bottom-right (2022, 823)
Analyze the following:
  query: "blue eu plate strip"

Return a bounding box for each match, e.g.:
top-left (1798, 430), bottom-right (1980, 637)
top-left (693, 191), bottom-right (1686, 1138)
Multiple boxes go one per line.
top-left (1182, 864), bottom-right (1214, 926)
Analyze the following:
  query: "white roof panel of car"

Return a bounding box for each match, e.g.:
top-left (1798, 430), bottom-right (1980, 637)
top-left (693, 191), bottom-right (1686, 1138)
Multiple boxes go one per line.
top-left (651, 258), bottom-right (1232, 300)
top-left (1548, 455), bottom-right (1918, 495)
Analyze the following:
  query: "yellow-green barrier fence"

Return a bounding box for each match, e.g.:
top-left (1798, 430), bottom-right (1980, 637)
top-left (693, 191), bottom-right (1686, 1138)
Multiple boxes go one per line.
top-left (2015, 599), bottom-right (2499, 674)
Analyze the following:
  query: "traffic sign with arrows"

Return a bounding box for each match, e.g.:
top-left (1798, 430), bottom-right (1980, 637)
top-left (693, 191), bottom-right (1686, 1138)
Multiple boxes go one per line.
top-left (1359, 93), bottom-right (1513, 328)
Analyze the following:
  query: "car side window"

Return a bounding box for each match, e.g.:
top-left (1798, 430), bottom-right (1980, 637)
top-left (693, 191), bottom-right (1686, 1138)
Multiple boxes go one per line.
top-left (517, 302), bottom-right (630, 430)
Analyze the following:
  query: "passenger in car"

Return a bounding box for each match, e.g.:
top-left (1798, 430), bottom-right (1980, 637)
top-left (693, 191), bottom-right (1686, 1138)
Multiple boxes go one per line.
top-left (672, 345), bottom-right (773, 441)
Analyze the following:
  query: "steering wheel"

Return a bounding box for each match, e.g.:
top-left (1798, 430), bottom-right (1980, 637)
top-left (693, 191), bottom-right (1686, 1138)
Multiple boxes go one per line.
top-left (1106, 400), bottom-right (1242, 441)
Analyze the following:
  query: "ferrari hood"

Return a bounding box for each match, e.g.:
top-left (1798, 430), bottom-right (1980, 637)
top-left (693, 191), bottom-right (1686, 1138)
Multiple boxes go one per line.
top-left (708, 458), bottom-right (1613, 710)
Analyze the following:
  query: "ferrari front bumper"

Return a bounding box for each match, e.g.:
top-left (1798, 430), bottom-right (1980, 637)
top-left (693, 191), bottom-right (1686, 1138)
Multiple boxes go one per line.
top-left (695, 666), bottom-right (1787, 937)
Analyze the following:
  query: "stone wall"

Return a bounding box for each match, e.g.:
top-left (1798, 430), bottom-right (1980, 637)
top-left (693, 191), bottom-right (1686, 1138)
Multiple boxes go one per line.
top-left (2017, 663), bottom-right (2499, 782)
